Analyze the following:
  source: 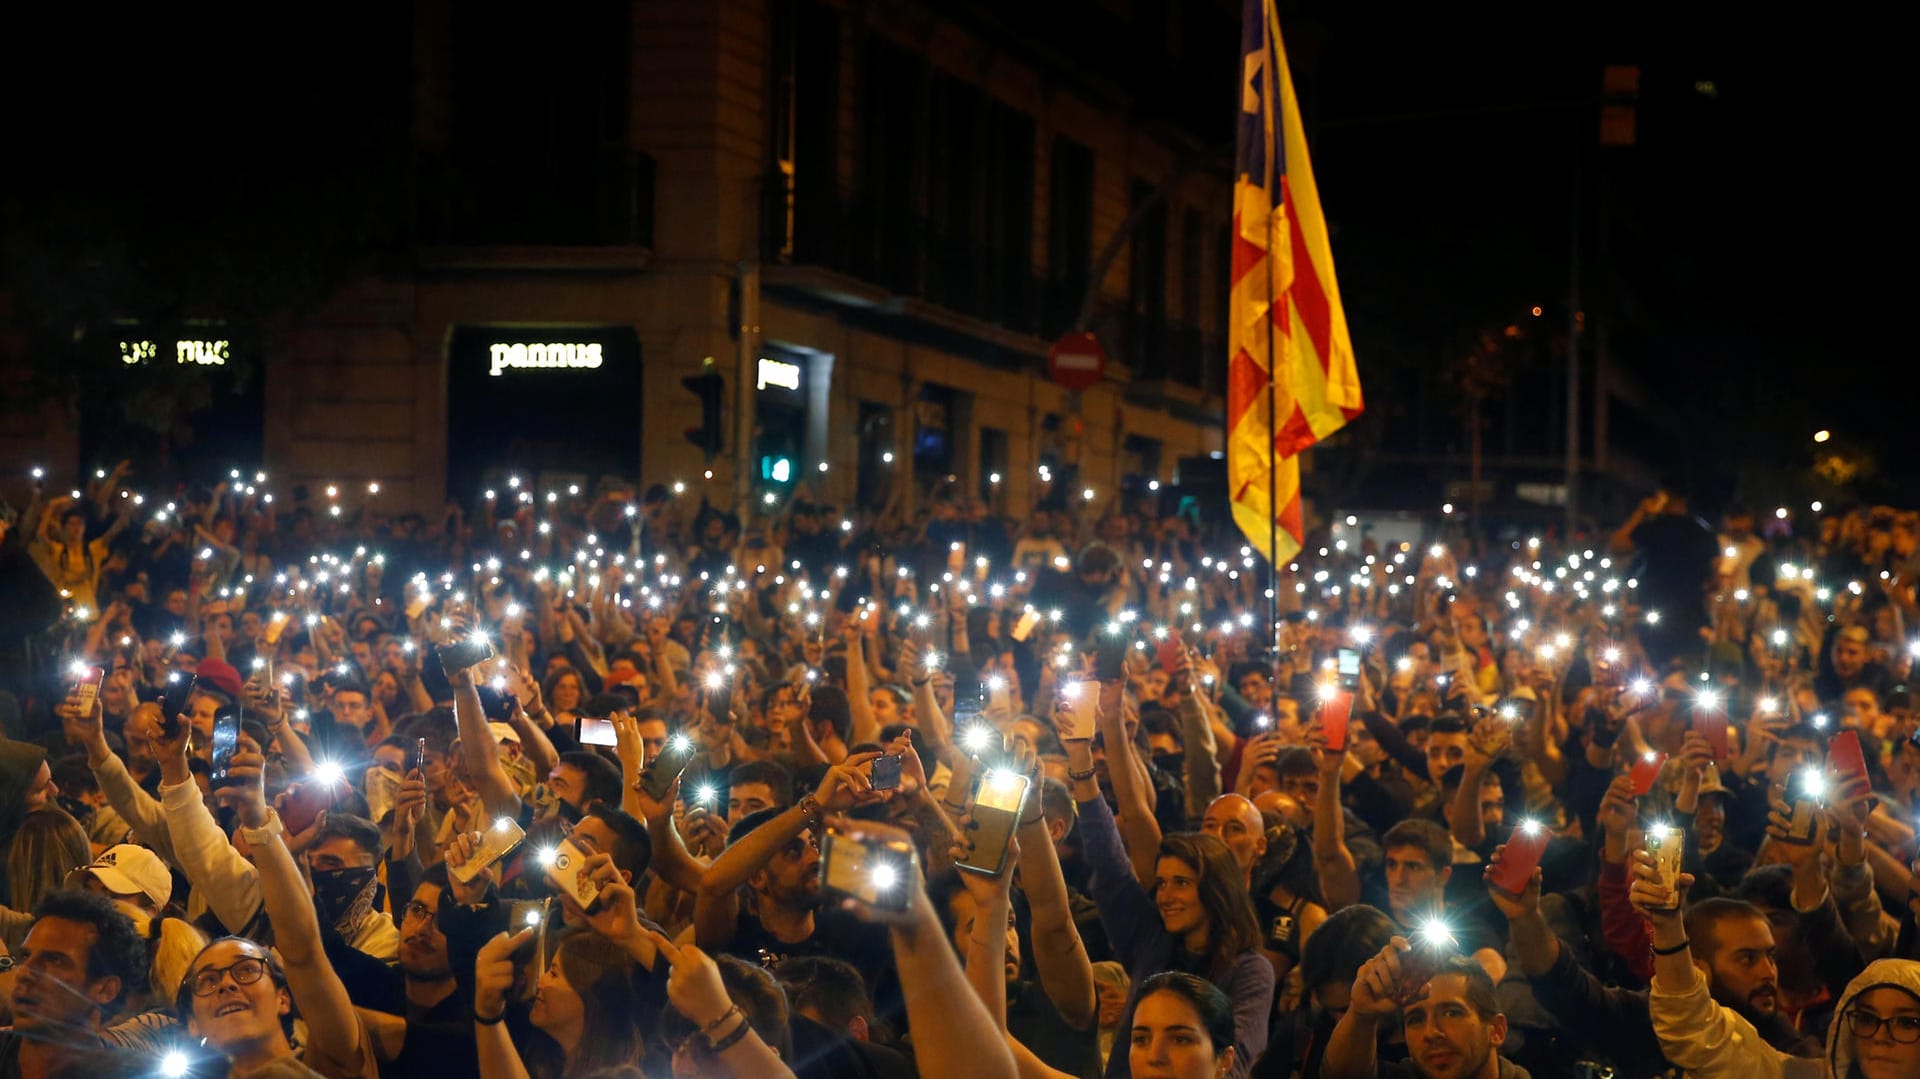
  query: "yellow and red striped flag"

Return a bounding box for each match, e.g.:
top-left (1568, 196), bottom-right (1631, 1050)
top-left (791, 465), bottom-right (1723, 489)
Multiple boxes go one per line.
top-left (1227, 0), bottom-right (1364, 563)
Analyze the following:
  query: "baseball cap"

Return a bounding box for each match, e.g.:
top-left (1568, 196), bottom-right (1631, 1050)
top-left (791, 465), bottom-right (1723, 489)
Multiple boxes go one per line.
top-left (193, 658), bottom-right (245, 701)
top-left (73, 844), bottom-right (172, 908)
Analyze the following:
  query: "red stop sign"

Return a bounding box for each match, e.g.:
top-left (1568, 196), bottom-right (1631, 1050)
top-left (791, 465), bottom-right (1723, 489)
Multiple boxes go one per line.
top-left (1047, 332), bottom-right (1108, 391)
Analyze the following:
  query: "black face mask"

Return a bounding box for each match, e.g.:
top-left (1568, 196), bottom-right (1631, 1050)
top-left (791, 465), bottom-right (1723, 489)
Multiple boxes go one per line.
top-left (311, 866), bottom-right (381, 934)
top-left (1151, 752), bottom-right (1186, 778)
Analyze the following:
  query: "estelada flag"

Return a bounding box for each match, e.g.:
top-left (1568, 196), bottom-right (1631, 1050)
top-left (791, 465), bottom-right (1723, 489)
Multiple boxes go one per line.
top-left (1227, 0), bottom-right (1363, 563)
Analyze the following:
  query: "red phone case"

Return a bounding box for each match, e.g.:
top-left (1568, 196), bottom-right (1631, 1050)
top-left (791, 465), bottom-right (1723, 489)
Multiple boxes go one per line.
top-left (1490, 825), bottom-right (1549, 894)
top-left (1319, 691), bottom-right (1354, 752)
top-left (1829, 730), bottom-right (1872, 802)
top-left (1695, 712), bottom-right (1730, 763)
top-left (1628, 752), bottom-right (1668, 796)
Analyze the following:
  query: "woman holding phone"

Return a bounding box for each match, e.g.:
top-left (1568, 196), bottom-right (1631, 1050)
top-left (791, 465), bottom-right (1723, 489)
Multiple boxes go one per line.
top-left (1067, 679), bottom-right (1273, 1079)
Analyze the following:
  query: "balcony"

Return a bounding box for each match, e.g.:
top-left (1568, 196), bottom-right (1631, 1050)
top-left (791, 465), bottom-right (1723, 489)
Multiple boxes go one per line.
top-left (412, 147), bottom-right (654, 265)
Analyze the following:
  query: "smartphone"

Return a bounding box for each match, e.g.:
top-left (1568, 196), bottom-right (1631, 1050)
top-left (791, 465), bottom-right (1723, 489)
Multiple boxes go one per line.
top-left (957, 769), bottom-right (1029, 876)
top-left (1645, 823), bottom-right (1685, 905)
top-left (476, 683), bottom-right (517, 722)
top-left (576, 715), bottom-right (618, 747)
top-left (1501, 698), bottom-right (1536, 724)
top-left (1010, 609), bottom-right (1041, 643)
top-left (70, 666), bottom-right (104, 712)
top-left (820, 828), bottom-right (917, 912)
top-left (436, 635), bottom-right (495, 678)
top-left (638, 733), bottom-right (697, 802)
top-left (1093, 633), bottom-right (1128, 682)
top-left (545, 837), bottom-right (603, 912)
top-left (1695, 711), bottom-right (1730, 764)
top-left (159, 673), bottom-right (193, 738)
top-left (1628, 751), bottom-right (1668, 796)
top-left (821, 825), bottom-right (917, 910)
top-left (986, 675), bottom-right (1012, 714)
top-left (1829, 730), bottom-right (1871, 803)
top-left (1319, 689), bottom-right (1354, 752)
top-left (405, 595), bottom-right (431, 621)
top-left (412, 737), bottom-right (428, 776)
top-left (281, 774), bottom-right (344, 835)
top-left (1491, 819), bottom-right (1551, 895)
top-left (1337, 648), bottom-right (1361, 691)
top-left (263, 611), bottom-right (289, 646)
top-left (1395, 924), bottom-right (1458, 1002)
top-left (208, 713), bottom-right (242, 789)
top-left (506, 899), bottom-right (547, 959)
top-left (1057, 680), bottom-right (1099, 741)
top-left (870, 753), bottom-right (904, 791)
top-left (451, 817), bottom-right (529, 884)
top-left (1782, 769), bottom-right (1825, 844)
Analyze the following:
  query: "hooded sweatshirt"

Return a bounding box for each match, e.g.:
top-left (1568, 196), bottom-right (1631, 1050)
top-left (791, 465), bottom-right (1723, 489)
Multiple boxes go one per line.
top-left (1650, 955), bottom-right (1920, 1078)
top-left (0, 736), bottom-right (49, 901)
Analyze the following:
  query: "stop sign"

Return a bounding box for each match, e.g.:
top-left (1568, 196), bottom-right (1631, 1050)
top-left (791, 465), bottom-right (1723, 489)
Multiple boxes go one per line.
top-left (1047, 332), bottom-right (1108, 391)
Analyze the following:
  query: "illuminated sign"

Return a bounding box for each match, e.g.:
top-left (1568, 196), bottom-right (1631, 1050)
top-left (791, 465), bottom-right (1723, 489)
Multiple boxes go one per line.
top-left (756, 357), bottom-right (801, 391)
top-left (120, 340), bottom-right (229, 367)
top-left (488, 342), bottom-right (604, 377)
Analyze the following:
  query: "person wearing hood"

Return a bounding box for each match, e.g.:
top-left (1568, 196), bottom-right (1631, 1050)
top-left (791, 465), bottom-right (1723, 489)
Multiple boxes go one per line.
top-left (1633, 848), bottom-right (1920, 1078)
top-left (0, 737), bottom-right (57, 903)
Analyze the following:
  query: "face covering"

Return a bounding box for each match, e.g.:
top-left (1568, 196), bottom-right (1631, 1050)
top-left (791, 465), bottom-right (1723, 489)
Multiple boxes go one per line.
top-left (311, 866), bottom-right (381, 937)
top-left (1151, 752), bottom-right (1186, 779)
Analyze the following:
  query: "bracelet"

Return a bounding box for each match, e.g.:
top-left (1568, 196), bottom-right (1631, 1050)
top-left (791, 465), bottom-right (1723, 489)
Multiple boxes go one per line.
top-left (796, 794), bottom-right (823, 824)
top-left (238, 811), bottom-right (285, 845)
top-left (1067, 765), bottom-right (1097, 783)
top-left (1651, 937), bottom-right (1691, 956)
top-left (940, 800), bottom-right (970, 817)
top-left (699, 1004), bottom-right (743, 1035)
top-left (704, 1012), bottom-right (753, 1053)
top-left (474, 1008), bottom-right (507, 1026)
top-left (1018, 809), bottom-right (1044, 827)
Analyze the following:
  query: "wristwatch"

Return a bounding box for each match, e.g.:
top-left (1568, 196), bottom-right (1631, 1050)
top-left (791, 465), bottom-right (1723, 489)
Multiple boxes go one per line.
top-left (0, 953), bottom-right (15, 974)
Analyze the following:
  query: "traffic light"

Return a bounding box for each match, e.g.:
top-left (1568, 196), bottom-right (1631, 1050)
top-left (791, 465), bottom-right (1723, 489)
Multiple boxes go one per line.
top-left (683, 371), bottom-right (724, 458)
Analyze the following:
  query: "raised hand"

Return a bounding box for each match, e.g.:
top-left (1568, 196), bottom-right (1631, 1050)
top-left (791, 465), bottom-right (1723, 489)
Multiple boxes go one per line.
top-left (474, 927), bottom-right (535, 1019)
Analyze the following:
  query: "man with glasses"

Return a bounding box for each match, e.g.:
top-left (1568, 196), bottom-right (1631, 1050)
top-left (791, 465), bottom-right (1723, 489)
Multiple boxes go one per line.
top-left (353, 866), bottom-right (480, 1079)
top-left (0, 890), bottom-right (148, 1079)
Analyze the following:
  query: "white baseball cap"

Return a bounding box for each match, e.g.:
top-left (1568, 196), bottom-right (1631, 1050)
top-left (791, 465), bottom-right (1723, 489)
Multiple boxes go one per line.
top-left (73, 844), bottom-right (172, 908)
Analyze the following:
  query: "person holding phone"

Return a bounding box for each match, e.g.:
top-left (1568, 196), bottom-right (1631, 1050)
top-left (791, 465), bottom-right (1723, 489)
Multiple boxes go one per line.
top-left (691, 753), bottom-right (903, 1026)
top-left (1063, 680), bottom-right (1271, 1078)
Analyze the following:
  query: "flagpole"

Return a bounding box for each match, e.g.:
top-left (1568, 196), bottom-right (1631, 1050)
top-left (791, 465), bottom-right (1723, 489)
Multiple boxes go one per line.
top-left (1263, 0), bottom-right (1283, 695)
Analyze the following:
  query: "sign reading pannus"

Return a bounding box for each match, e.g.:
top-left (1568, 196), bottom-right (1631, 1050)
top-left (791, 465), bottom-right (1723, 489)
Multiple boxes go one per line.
top-left (488, 342), bottom-right (605, 377)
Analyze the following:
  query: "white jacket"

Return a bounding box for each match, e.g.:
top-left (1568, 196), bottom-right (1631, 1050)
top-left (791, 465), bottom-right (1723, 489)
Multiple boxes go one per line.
top-left (1650, 956), bottom-right (1920, 1078)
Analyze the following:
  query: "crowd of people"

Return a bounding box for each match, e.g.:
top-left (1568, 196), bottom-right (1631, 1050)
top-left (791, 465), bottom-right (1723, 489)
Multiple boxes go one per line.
top-left (1, 463), bottom-right (1919, 1079)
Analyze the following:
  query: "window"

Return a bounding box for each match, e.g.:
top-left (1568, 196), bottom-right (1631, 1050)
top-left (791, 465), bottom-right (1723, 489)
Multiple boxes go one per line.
top-left (1047, 137), bottom-right (1094, 332)
top-left (768, 0), bottom-right (840, 263)
top-left (978, 427), bottom-right (1009, 503)
top-left (435, 0), bottom-right (642, 246)
top-left (857, 402), bottom-right (895, 507)
top-left (1128, 179), bottom-right (1169, 376)
top-left (857, 36), bottom-right (927, 292)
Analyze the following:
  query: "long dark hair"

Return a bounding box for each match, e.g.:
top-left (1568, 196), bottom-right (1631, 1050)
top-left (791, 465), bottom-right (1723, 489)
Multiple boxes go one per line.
top-left (1156, 833), bottom-right (1261, 978)
top-left (524, 931), bottom-right (641, 1079)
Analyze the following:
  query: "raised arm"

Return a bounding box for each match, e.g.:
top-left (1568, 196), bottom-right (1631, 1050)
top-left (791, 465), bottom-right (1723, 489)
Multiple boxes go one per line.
top-left (1313, 745), bottom-right (1360, 910)
top-left (843, 624), bottom-right (882, 747)
top-left (1012, 756), bottom-right (1095, 1031)
top-left (232, 751), bottom-right (367, 1076)
top-left (447, 660), bottom-right (525, 822)
top-left (1094, 677), bottom-right (1162, 886)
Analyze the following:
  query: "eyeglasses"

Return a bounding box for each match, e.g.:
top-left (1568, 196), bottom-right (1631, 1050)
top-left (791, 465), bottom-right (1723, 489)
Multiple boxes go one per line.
top-left (1845, 1008), bottom-right (1920, 1044)
top-left (190, 956), bottom-right (270, 997)
top-left (402, 901), bottom-right (439, 927)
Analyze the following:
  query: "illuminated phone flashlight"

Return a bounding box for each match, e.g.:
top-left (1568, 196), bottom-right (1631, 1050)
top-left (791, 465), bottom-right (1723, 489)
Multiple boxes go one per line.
top-left (522, 907), bottom-right (544, 928)
top-left (313, 761), bottom-right (345, 786)
top-left (1603, 646), bottom-right (1622, 664)
top-left (962, 726), bottom-right (994, 754)
top-left (1811, 712), bottom-right (1829, 729)
top-left (1630, 678), bottom-right (1653, 697)
top-left (1316, 682), bottom-right (1340, 704)
top-left (161, 1049), bottom-right (190, 1078)
top-left (1350, 625), bottom-right (1373, 645)
top-left (1254, 712), bottom-right (1271, 729)
top-left (1499, 703), bottom-right (1518, 721)
top-left (697, 784), bottom-right (717, 806)
top-left (704, 669), bottom-right (727, 691)
top-left (1695, 688), bottom-right (1721, 711)
top-left (1414, 918), bottom-right (1456, 950)
top-left (868, 860), bottom-right (901, 892)
top-left (924, 650), bottom-right (942, 671)
top-left (1517, 817), bottom-right (1543, 838)
top-left (535, 846), bottom-right (559, 869)
top-left (1758, 696), bottom-right (1779, 715)
top-left (1799, 769), bottom-right (1827, 800)
top-left (669, 732), bottom-right (694, 754)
